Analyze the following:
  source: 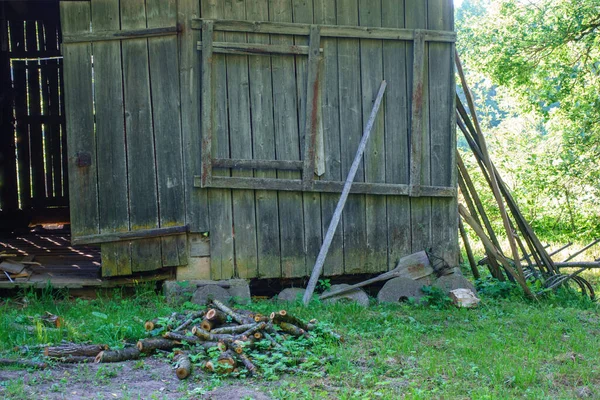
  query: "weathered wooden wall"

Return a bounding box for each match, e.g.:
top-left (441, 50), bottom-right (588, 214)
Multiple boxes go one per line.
top-left (59, 0), bottom-right (457, 280)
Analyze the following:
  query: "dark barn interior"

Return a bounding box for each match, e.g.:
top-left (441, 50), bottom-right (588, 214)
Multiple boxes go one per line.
top-left (0, 1), bottom-right (102, 288)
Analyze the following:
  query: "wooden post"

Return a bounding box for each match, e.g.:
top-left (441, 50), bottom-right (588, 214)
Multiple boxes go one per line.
top-left (303, 81), bottom-right (387, 305)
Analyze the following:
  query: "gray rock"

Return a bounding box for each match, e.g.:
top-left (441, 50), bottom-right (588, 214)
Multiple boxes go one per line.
top-left (377, 277), bottom-right (425, 304)
top-left (163, 279), bottom-right (251, 306)
top-left (192, 284), bottom-right (230, 306)
top-left (277, 288), bottom-right (306, 303)
top-left (433, 271), bottom-right (477, 294)
top-left (322, 284), bottom-right (370, 307)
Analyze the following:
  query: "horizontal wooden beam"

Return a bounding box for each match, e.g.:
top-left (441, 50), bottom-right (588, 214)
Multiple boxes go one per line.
top-left (194, 176), bottom-right (456, 197)
top-left (62, 26), bottom-right (178, 44)
top-left (73, 225), bottom-right (188, 246)
top-left (197, 41), bottom-right (318, 56)
top-left (213, 158), bottom-right (303, 171)
top-left (191, 19), bottom-right (456, 43)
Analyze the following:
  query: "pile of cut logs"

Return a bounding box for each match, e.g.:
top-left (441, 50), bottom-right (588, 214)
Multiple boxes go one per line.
top-left (39, 300), bottom-right (338, 379)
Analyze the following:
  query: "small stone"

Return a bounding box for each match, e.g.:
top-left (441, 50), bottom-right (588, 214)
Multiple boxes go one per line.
top-left (322, 284), bottom-right (370, 307)
top-left (433, 271), bottom-right (477, 294)
top-left (277, 288), bottom-right (306, 303)
top-left (377, 277), bottom-right (425, 304)
top-left (449, 288), bottom-right (480, 308)
top-left (192, 284), bottom-right (230, 305)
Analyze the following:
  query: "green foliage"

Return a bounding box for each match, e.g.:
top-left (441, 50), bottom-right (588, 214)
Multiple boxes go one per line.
top-left (475, 277), bottom-right (519, 299)
top-left (420, 286), bottom-right (453, 309)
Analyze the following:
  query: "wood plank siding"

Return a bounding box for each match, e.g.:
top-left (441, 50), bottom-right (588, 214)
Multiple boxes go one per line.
top-left (60, 0), bottom-right (457, 279)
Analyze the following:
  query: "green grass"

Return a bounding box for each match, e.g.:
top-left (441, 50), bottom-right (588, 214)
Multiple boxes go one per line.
top-left (1, 282), bottom-right (600, 399)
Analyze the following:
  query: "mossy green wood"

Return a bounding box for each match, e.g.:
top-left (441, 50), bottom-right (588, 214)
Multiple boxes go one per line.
top-left (147, 0), bottom-right (187, 268)
top-left (294, 0), bottom-right (322, 278)
top-left (428, 0), bottom-right (458, 266)
top-left (246, 0), bottom-right (281, 279)
top-left (337, 0), bottom-right (367, 275)
top-left (59, 2), bottom-right (99, 238)
top-left (120, 0), bottom-right (162, 272)
top-left (406, 0), bottom-right (432, 256)
top-left (223, 0), bottom-right (258, 279)
top-left (313, 0), bottom-right (344, 277)
top-left (202, 0), bottom-right (235, 280)
top-left (382, 0), bottom-right (412, 272)
top-left (269, 0), bottom-right (306, 278)
top-left (359, 0), bottom-right (388, 274)
top-left (92, 0), bottom-right (132, 277)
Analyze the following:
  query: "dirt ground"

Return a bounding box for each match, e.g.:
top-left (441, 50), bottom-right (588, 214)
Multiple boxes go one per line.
top-left (0, 358), bottom-right (273, 400)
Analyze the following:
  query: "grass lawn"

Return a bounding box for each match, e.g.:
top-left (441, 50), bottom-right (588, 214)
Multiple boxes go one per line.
top-left (1, 282), bottom-right (599, 399)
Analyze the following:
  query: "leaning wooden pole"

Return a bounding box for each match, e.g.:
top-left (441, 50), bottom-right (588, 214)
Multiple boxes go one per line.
top-left (303, 80), bottom-right (387, 305)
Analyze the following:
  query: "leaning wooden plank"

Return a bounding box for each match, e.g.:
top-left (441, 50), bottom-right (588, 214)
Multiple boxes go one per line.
top-left (191, 19), bottom-right (457, 42)
top-left (223, 0), bottom-right (258, 279)
top-left (337, 0), bottom-right (367, 275)
top-left (319, 251), bottom-right (431, 300)
top-left (360, 0), bottom-right (388, 274)
top-left (120, 0), bottom-right (162, 272)
top-left (294, 1), bottom-right (322, 279)
top-left (428, 0), bottom-right (458, 267)
top-left (246, 0), bottom-right (281, 279)
top-left (74, 226), bottom-right (189, 246)
top-left (92, 0), bottom-right (132, 277)
top-left (202, 0), bottom-right (235, 280)
top-left (60, 1), bottom-right (99, 238)
top-left (313, 0), bottom-right (344, 277)
top-left (213, 159), bottom-right (303, 171)
top-left (62, 26), bottom-right (178, 43)
top-left (179, 0), bottom-right (209, 232)
top-left (382, 0), bottom-right (412, 271)
top-left (406, 0), bottom-right (432, 257)
top-left (270, 0), bottom-right (306, 278)
top-left (197, 41), bottom-right (312, 55)
top-left (147, 0), bottom-right (187, 268)
top-left (303, 81), bottom-right (387, 305)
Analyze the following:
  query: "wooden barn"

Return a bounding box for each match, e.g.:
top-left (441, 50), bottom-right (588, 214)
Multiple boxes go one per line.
top-left (0, 0), bottom-right (457, 287)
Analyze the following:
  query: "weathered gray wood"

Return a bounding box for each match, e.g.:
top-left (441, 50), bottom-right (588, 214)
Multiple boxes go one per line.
top-left (213, 159), bottom-right (303, 171)
top-left (303, 81), bottom-right (387, 305)
top-left (314, 0), bottom-right (344, 277)
top-left (382, 0), bottom-right (412, 272)
top-left (147, 0), bottom-right (187, 268)
top-left (406, 0), bottom-right (432, 257)
top-left (246, 0), bottom-right (281, 279)
top-left (200, 21), bottom-right (214, 187)
top-left (197, 176), bottom-right (456, 197)
top-left (224, 0), bottom-right (258, 279)
top-left (270, 0), bottom-right (305, 278)
top-left (360, 0), bottom-right (388, 274)
top-left (429, 0), bottom-right (458, 267)
top-left (62, 26), bottom-right (178, 44)
top-left (294, 1), bottom-right (322, 279)
top-left (60, 2), bottom-right (99, 239)
top-left (337, 0), bottom-right (367, 275)
top-left (197, 41), bottom-right (313, 55)
top-left (191, 19), bottom-right (457, 42)
top-left (120, 0), bottom-right (161, 272)
top-left (91, 0), bottom-right (131, 277)
top-left (179, 0), bottom-right (209, 232)
top-left (202, 0), bottom-right (235, 280)
top-left (74, 225), bottom-right (188, 246)
top-left (408, 31), bottom-right (425, 196)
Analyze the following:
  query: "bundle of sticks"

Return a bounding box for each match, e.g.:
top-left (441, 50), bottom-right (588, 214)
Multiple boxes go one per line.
top-left (455, 52), bottom-right (595, 299)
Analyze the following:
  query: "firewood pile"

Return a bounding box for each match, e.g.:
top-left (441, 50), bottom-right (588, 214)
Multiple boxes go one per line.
top-left (40, 300), bottom-right (340, 379)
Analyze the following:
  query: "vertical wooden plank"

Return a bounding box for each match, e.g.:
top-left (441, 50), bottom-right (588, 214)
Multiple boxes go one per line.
top-left (270, 0), bottom-right (306, 278)
top-left (59, 2), bottom-right (99, 238)
top-left (313, 0), bottom-right (344, 277)
top-left (179, 0), bottom-right (209, 232)
top-left (222, 0), bottom-right (258, 279)
top-left (337, 0), bottom-right (367, 275)
top-left (293, 1), bottom-right (322, 277)
top-left (120, 0), bottom-right (162, 272)
top-left (92, 0), bottom-right (132, 277)
top-left (359, 0), bottom-right (387, 274)
top-left (26, 21), bottom-right (45, 206)
top-left (428, 0), bottom-right (457, 266)
top-left (382, 0), bottom-right (412, 271)
top-left (147, 0), bottom-right (187, 267)
top-left (405, 0), bottom-right (432, 256)
top-left (246, 0), bottom-right (281, 278)
top-left (202, 0), bottom-right (235, 279)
